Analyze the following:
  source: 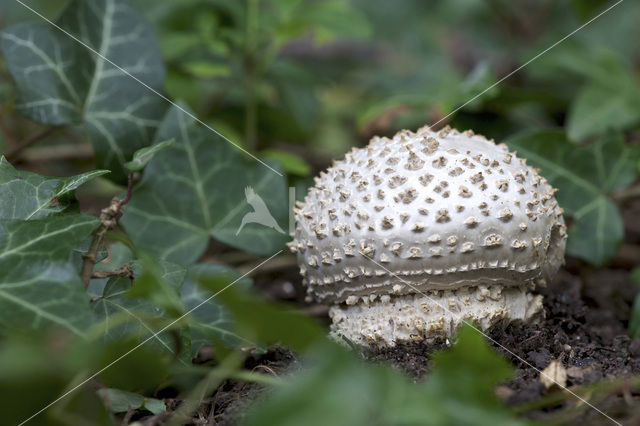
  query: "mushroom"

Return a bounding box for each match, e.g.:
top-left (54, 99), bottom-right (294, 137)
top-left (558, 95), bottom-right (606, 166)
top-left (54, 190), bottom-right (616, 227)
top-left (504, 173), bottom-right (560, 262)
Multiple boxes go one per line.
top-left (289, 125), bottom-right (567, 347)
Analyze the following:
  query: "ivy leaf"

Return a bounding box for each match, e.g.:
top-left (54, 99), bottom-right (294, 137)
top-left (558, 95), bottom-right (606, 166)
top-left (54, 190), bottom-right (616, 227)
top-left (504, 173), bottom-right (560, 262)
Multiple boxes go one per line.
top-left (554, 48), bottom-right (640, 142)
top-left (89, 242), bottom-right (134, 296)
top-left (567, 84), bottom-right (640, 142)
top-left (126, 255), bottom-right (186, 317)
top-left (97, 388), bottom-right (166, 415)
top-left (181, 264), bottom-right (258, 356)
top-left (121, 104), bottom-right (290, 265)
top-left (124, 139), bottom-right (174, 172)
top-left (565, 198), bottom-right (624, 265)
top-left (0, 0), bottom-right (167, 179)
top-left (0, 215), bottom-right (100, 335)
top-left (198, 269), bottom-right (325, 352)
top-left (0, 156), bottom-right (108, 220)
top-left (91, 258), bottom-right (190, 365)
top-left (507, 130), bottom-right (638, 265)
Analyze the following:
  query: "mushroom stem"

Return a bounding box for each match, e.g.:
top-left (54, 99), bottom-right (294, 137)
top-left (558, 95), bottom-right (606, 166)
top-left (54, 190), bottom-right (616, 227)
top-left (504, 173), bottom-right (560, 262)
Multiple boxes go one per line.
top-left (329, 285), bottom-right (543, 347)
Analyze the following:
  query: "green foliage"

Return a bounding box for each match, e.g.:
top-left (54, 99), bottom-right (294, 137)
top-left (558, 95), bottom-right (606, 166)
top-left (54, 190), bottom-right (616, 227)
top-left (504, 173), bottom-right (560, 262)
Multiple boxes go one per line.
top-left (91, 258), bottom-right (190, 365)
top-left (0, 156), bottom-right (108, 219)
top-left (507, 130), bottom-right (639, 265)
top-left (0, 332), bottom-right (112, 425)
top-left (198, 268), bottom-right (325, 353)
top-left (0, 330), bottom-right (171, 424)
top-left (244, 326), bottom-right (524, 426)
top-left (261, 149), bottom-right (311, 176)
top-left (562, 50), bottom-right (640, 141)
top-left (0, 0), bottom-right (167, 180)
top-left (0, 215), bottom-right (99, 335)
top-left (121, 104), bottom-right (289, 263)
top-left (181, 264), bottom-right (256, 355)
top-left (0, 157), bottom-right (104, 335)
top-left (145, 0), bottom-right (370, 147)
top-left (124, 139), bottom-right (174, 172)
top-left (97, 388), bottom-right (166, 415)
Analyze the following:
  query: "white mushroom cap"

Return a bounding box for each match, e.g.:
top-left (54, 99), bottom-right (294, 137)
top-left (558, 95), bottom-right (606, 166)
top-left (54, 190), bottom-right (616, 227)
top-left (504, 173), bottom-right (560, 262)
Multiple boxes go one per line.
top-left (290, 125), bottom-right (566, 346)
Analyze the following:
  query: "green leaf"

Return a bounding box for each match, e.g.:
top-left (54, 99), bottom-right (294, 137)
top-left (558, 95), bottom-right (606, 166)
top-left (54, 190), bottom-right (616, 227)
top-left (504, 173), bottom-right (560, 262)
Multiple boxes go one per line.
top-left (567, 84), bottom-right (640, 142)
top-left (507, 129), bottom-right (638, 265)
top-left (261, 149), bottom-right (311, 176)
top-left (244, 326), bottom-right (522, 426)
top-left (182, 61), bottom-right (230, 78)
top-left (0, 214), bottom-right (100, 335)
top-left (126, 255), bottom-right (186, 316)
top-left (160, 32), bottom-right (201, 61)
top-left (0, 0), bottom-right (167, 179)
top-left (0, 331), bottom-right (112, 425)
top-left (89, 242), bottom-right (134, 296)
top-left (565, 198), bottom-right (624, 265)
top-left (97, 388), bottom-right (166, 415)
top-left (538, 45), bottom-right (636, 92)
top-left (121, 104), bottom-right (290, 264)
top-left (181, 264), bottom-right (259, 356)
top-left (124, 139), bottom-right (174, 172)
top-left (91, 257), bottom-right (190, 365)
top-left (198, 271), bottom-right (325, 352)
top-left (426, 325), bottom-right (514, 408)
top-left (0, 156), bottom-right (108, 220)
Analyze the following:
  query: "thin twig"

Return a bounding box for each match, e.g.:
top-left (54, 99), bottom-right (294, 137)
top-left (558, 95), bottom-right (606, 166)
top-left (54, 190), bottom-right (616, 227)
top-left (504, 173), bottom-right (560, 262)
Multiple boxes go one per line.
top-left (81, 173), bottom-right (135, 288)
top-left (119, 173), bottom-right (134, 207)
top-left (5, 126), bottom-right (58, 160)
top-left (81, 198), bottom-right (123, 288)
top-left (91, 264), bottom-right (134, 280)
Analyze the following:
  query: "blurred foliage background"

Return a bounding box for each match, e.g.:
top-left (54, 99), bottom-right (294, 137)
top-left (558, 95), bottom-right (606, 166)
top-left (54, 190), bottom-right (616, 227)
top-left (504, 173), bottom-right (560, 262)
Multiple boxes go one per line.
top-left (2, 0), bottom-right (640, 264)
top-left (1, 0), bottom-right (640, 425)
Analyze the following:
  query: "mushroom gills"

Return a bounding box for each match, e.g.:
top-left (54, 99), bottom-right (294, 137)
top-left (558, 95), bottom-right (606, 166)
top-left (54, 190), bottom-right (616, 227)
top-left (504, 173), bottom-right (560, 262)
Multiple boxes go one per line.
top-left (328, 285), bottom-right (543, 347)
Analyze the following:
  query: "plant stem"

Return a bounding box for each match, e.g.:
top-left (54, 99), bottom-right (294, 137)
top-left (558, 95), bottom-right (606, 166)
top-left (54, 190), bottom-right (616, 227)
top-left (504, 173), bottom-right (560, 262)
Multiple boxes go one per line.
top-left (91, 264), bottom-right (133, 280)
top-left (5, 126), bottom-right (58, 161)
top-left (81, 173), bottom-right (134, 288)
top-left (244, 0), bottom-right (259, 151)
top-left (119, 172), bottom-right (134, 207)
